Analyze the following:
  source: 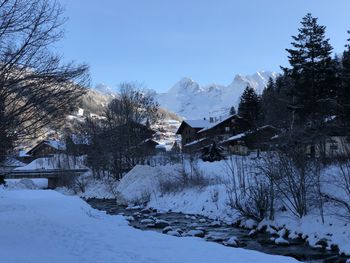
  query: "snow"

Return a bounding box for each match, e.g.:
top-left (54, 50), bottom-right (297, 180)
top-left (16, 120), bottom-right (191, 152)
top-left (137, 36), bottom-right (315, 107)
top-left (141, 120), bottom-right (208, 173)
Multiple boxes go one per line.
top-left (184, 137), bottom-right (207, 147)
top-left (184, 119), bottom-right (211, 128)
top-left (3, 157), bottom-right (26, 167)
top-left (45, 140), bottom-right (66, 151)
top-left (197, 115), bottom-right (237, 133)
top-left (275, 237), bottom-right (289, 246)
top-left (110, 158), bottom-right (350, 256)
top-left (157, 71), bottom-right (277, 119)
top-left (15, 154), bottom-right (86, 171)
top-left (223, 132), bottom-right (246, 143)
top-left (223, 236), bottom-right (239, 247)
top-left (19, 150), bottom-right (30, 157)
top-left (0, 188), bottom-right (297, 263)
top-left (116, 165), bottom-right (167, 204)
top-left (5, 178), bottom-right (48, 189)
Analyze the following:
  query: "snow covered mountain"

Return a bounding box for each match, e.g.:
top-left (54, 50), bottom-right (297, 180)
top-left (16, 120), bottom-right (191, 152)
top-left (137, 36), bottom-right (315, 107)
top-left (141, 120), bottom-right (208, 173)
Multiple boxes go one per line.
top-left (157, 71), bottom-right (277, 119)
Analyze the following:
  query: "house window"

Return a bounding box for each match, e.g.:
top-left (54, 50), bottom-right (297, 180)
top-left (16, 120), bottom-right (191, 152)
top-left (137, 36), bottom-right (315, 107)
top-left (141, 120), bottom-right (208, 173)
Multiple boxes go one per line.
top-left (225, 127), bottom-right (230, 132)
top-left (330, 144), bottom-right (338, 150)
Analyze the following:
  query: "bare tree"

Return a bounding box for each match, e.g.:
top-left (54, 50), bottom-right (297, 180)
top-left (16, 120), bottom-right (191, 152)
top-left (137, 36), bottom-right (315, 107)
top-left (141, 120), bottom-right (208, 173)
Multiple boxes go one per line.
top-left (255, 152), bottom-right (279, 220)
top-left (103, 82), bottom-right (159, 179)
top-left (273, 146), bottom-right (313, 218)
top-left (0, 0), bottom-right (89, 163)
top-left (224, 154), bottom-right (271, 221)
top-left (323, 144), bottom-right (350, 221)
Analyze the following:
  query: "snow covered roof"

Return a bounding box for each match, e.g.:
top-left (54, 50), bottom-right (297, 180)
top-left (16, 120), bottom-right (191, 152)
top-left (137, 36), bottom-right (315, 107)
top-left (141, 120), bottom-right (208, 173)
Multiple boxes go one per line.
top-left (222, 133), bottom-right (246, 143)
top-left (222, 125), bottom-right (278, 144)
top-left (184, 119), bottom-right (211, 128)
top-left (27, 140), bottom-right (66, 155)
top-left (71, 134), bottom-right (91, 145)
top-left (176, 119), bottom-right (211, 134)
top-left (3, 157), bottom-right (26, 167)
top-left (184, 137), bottom-right (208, 147)
top-left (177, 115), bottom-right (246, 135)
top-left (139, 138), bottom-right (160, 145)
top-left (45, 140), bottom-right (66, 151)
top-left (19, 150), bottom-right (30, 157)
top-left (198, 115), bottom-right (241, 133)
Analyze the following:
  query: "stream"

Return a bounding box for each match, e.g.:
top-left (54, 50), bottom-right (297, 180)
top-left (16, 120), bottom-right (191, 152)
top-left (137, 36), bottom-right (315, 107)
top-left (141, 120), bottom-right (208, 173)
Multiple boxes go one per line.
top-left (86, 198), bottom-right (349, 263)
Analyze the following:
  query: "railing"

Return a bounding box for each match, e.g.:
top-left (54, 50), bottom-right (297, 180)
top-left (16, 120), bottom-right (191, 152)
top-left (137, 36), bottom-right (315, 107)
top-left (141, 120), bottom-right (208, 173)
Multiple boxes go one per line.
top-left (2, 168), bottom-right (89, 179)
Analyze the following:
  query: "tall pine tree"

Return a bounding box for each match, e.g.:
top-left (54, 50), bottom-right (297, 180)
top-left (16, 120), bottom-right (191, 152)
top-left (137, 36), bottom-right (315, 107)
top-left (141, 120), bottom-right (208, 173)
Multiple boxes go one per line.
top-left (238, 86), bottom-right (260, 129)
top-left (283, 13), bottom-right (336, 125)
top-left (338, 31), bottom-right (350, 127)
top-left (229, 106), bottom-right (236, 115)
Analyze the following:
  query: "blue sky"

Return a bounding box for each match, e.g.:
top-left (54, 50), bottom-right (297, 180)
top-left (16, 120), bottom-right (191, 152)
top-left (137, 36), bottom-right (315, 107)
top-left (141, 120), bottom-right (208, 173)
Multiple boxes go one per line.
top-left (57, 0), bottom-right (350, 92)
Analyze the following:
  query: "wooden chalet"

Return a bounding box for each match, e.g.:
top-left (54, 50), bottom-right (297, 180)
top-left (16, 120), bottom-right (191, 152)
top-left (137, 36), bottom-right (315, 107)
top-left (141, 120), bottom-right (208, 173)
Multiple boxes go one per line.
top-left (176, 115), bottom-right (250, 153)
top-left (26, 140), bottom-right (66, 159)
top-left (197, 115), bottom-right (250, 142)
top-left (176, 119), bottom-right (211, 149)
top-left (221, 125), bottom-right (279, 156)
top-left (138, 138), bottom-right (160, 155)
top-left (303, 124), bottom-right (350, 159)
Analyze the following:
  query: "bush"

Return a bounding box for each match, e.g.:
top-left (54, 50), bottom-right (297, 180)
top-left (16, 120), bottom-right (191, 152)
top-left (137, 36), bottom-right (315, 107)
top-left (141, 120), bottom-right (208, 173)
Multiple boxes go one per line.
top-left (201, 142), bottom-right (225, 162)
top-left (159, 167), bottom-right (211, 194)
top-left (0, 175), bottom-right (5, 185)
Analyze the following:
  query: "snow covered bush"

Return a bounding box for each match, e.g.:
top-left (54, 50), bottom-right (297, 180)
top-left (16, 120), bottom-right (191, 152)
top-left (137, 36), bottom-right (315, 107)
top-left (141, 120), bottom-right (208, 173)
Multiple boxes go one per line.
top-left (116, 165), bottom-right (163, 205)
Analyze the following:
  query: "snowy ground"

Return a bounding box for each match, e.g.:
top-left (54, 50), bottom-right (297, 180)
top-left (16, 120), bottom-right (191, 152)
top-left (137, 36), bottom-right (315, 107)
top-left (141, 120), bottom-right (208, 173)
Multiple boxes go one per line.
top-left (109, 159), bottom-right (350, 256)
top-left (0, 188), bottom-right (297, 263)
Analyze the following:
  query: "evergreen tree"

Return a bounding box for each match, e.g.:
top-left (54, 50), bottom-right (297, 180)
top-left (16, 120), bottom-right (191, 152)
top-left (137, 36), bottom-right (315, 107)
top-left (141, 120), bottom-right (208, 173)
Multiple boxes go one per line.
top-left (339, 31), bottom-right (350, 127)
top-left (283, 13), bottom-right (336, 125)
top-left (229, 106), bottom-right (236, 115)
top-left (201, 142), bottom-right (225, 162)
top-left (261, 76), bottom-right (293, 128)
top-left (238, 86), bottom-right (260, 129)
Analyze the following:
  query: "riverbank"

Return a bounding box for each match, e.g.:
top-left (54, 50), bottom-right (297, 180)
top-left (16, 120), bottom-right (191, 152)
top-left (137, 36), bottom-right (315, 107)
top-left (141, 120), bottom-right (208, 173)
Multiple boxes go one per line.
top-left (0, 188), bottom-right (298, 263)
top-left (111, 162), bottom-right (350, 257)
top-left (87, 198), bottom-right (349, 262)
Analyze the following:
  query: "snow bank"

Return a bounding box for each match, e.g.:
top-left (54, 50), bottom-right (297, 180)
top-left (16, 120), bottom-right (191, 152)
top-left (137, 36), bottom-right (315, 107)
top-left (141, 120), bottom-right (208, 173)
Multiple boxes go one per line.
top-left (0, 189), bottom-right (297, 263)
top-left (115, 159), bottom-right (350, 256)
top-left (5, 178), bottom-right (48, 189)
top-left (116, 165), bottom-right (178, 205)
top-left (149, 184), bottom-right (235, 221)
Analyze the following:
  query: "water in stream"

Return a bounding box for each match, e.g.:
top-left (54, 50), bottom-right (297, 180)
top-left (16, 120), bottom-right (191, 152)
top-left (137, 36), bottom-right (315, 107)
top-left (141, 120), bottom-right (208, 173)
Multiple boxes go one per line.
top-left (86, 198), bottom-right (349, 263)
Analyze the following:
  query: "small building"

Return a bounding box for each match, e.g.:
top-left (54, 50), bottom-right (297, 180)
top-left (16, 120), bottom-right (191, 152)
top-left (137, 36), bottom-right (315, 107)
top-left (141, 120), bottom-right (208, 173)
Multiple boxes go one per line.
top-left (138, 138), bottom-right (160, 155)
top-left (197, 115), bottom-right (250, 142)
top-left (306, 135), bottom-right (350, 159)
top-left (26, 140), bottom-right (66, 159)
top-left (176, 119), bottom-right (211, 148)
top-left (176, 115), bottom-right (250, 153)
top-left (290, 122), bottom-right (350, 160)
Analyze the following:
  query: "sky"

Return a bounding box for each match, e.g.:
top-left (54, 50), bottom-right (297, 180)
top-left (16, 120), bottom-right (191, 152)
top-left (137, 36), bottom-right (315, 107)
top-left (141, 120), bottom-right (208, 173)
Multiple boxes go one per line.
top-left (57, 0), bottom-right (350, 92)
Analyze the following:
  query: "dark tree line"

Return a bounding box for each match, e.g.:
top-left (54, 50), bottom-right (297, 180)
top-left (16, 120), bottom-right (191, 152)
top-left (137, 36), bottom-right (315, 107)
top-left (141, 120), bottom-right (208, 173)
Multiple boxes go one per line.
top-left (229, 14), bottom-right (350, 221)
top-left (0, 0), bottom-right (89, 164)
top-left (238, 13), bottom-right (350, 139)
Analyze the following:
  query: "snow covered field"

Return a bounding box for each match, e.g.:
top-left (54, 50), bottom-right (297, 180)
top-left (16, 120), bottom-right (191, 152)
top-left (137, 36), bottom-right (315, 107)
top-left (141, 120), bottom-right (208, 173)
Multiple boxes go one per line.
top-left (0, 188), bottom-right (297, 263)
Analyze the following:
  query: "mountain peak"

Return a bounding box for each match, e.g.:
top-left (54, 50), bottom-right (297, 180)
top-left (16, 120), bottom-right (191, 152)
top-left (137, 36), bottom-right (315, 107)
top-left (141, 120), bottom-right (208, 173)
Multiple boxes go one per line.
top-left (157, 71), bottom-right (276, 119)
top-left (94, 83), bottom-right (115, 96)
